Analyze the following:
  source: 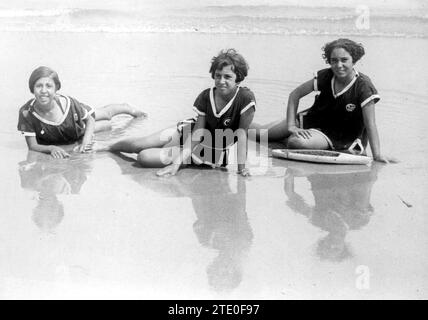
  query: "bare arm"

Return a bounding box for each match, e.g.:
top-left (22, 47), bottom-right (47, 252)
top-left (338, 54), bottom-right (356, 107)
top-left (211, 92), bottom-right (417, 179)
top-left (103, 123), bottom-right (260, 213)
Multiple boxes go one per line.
top-left (237, 108), bottom-right (255, 176)
top-left (157, 115), bottom-right (206, 176)
top-left (25, 136), bottom-right (70, 159)
top-left (286, 79), bottom-right (315, 139)
top-left (180, 115), bottom-right (207, 163)
top-left (78, 115), bottom-right (96, 152)
top-left (362, 101), bottom-right (391, 163)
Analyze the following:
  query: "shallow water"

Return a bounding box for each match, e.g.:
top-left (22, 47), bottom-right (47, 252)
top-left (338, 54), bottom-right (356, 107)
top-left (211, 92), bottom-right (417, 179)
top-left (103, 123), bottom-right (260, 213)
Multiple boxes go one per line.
top-left (0, 30), bottom-right (427, 299)
top-left (1, 1), bottom-right (427, 37)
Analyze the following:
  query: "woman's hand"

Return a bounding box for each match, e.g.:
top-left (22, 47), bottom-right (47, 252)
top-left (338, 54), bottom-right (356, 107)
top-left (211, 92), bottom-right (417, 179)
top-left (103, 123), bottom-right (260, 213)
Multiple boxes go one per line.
top-left (78, 141), bottom-right (94, 153)
top-left (50, 146), bottom-right (70, 159)
top-left (80, 116), bottom-right (95, 153)
top-left (373, 154), bottom-right (399, 164)
top-left (156, 163), bottom-right (181, 177)
top-left (237, 167), bottom-right (251, 177)
top-left (288, 126), bottom-right (312, 139)
top-left (239, 168), bottom-right (251, 177)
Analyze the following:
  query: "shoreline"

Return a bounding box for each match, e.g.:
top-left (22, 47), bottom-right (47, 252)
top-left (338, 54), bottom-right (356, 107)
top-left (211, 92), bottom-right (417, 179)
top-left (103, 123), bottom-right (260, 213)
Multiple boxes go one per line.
top-left (0, 28), bottom-right (427, 39)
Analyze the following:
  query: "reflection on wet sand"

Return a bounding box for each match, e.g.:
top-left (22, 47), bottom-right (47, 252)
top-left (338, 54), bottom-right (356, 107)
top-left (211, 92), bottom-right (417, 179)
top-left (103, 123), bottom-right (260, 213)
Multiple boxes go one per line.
top-left (283, 161), bottom-right (380, 262)
top-left (184, 171), bottom-right (252, 292)
top-left (108, 153), bottom-right (253, 292)
top-left (18, 151), bottom-right (93, 233)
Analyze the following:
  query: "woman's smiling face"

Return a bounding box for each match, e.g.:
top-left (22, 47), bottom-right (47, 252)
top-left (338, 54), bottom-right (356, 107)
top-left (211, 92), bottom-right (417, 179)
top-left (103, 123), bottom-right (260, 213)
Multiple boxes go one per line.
top-left (33, 77), bottom-right (57, 107)
top-left (329, 47), bottom-right (355, 80)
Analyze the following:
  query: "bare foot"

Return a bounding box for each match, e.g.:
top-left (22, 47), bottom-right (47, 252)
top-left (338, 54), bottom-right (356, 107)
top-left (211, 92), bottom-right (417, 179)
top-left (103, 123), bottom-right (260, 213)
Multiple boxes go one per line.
top-left (91, 141), bottom-right (111, 152)
top-left (131, 109), bottom-right (147, 118)
top-left (124, 104), bottom-right (147, 118)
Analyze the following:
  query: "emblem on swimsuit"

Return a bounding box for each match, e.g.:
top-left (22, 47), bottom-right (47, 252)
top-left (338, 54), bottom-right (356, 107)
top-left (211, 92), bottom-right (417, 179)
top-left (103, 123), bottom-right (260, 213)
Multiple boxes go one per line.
top-left (345, 103), bottom-right (356, 112)
top-left (223, 118), bottom-right (231, 126)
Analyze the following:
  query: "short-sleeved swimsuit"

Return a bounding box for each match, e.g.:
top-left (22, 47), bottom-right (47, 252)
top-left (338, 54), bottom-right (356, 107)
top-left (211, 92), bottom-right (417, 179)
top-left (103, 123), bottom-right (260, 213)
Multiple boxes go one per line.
top-left (298, 68), bottom-right (380, 151)
top-left (177, 86), bottom-right (256, 167)
top-left (17, 94), bottom-right (95, 145)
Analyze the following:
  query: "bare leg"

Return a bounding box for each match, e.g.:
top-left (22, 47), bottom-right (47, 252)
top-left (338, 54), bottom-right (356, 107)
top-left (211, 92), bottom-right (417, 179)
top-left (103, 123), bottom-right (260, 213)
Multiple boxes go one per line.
top-left (250, 119), bottom-right (291, 142)
top-left (287, 129), bottom-right (330, 149)
top-left (136, 146), bottom-right (182, 167)
top-left (94, 120), bottom-right (112, 132)
top-left (95, 103), bottom-right (146, 121)
top-left (107, 126), bottom-right (181, 153)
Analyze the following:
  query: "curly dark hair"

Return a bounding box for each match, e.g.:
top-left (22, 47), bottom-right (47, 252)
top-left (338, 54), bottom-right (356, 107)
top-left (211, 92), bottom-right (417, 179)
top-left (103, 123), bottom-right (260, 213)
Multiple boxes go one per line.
top-left (209, 49), bottom-right (249, 83)
top-left (322, 39), bottom-right (365, 64)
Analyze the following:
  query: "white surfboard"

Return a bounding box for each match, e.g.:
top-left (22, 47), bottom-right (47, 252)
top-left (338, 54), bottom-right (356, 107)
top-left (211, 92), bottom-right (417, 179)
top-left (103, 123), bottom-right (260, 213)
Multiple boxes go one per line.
top-left (272, 149), bottom-right (372, 165)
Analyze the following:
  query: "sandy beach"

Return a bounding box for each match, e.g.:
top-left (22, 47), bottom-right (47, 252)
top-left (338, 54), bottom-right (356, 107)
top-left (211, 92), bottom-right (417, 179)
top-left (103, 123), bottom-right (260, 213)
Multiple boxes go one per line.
top-left (0, 1), bottom-right (427, 299)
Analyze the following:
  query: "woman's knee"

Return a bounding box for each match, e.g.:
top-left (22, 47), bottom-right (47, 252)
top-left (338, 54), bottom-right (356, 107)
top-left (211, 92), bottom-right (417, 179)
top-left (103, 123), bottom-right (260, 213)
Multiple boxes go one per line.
top-left (287, 135), bottom-right (308, 149)
top-left (137, 150), bottom-right (155, 167)
top-left (287, 133), bottom-right (329, 150)
top-left (137, 148), bottom-right (173, 167)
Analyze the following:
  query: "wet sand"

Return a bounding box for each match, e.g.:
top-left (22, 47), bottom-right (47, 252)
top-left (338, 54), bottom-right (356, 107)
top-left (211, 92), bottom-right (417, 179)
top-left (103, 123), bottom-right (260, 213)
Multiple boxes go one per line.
top-left (0, 31), bottom-right (427, 299)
